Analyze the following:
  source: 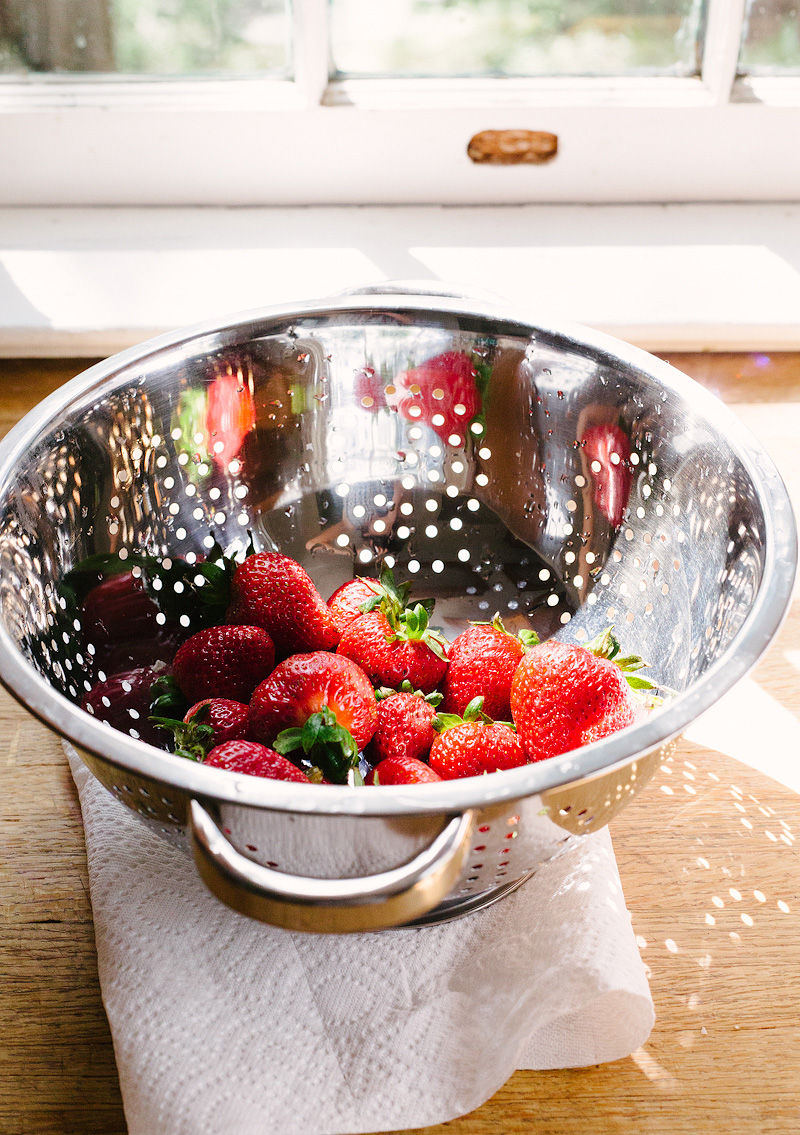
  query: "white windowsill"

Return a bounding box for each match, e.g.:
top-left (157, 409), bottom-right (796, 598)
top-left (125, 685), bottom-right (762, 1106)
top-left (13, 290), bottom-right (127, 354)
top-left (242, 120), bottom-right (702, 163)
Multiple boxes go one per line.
top-left (2, 202), bottom-right (799, 358)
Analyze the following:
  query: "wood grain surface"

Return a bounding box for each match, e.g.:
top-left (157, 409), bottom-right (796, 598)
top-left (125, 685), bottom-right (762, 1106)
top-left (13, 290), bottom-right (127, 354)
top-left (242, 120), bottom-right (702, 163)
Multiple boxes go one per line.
top-left (0, 352), bottom-right (798, 1135)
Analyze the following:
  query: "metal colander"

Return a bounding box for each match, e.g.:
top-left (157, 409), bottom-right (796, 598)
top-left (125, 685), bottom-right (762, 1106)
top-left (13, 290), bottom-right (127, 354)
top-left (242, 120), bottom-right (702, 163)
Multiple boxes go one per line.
top-left (0, 287), bottom-right (795, 933)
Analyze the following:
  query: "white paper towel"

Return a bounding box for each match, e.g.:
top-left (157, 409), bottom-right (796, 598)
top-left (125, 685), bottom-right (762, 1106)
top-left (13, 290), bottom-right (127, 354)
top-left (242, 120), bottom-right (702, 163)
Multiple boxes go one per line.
top-left (68, 750), bottom-right (654, 1135)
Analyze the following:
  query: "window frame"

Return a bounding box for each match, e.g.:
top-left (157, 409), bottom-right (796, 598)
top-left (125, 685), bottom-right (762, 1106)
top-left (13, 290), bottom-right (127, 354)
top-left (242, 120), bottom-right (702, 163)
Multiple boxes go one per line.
top-left (1, 0), bottom-right (799, 205)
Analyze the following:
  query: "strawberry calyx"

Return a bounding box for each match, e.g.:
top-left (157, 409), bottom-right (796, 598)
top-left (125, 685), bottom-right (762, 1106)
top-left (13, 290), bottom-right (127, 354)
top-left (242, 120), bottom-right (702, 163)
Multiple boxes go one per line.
top-left (433, 695), bottom-right (515, 733)
top-left (274, 706), bottom-right (365, 786)
top-left (374, 680), bottom-right (443, 707)
top-left (358, 566), bottom-right (436, 628)
top-left (151, 700), bottom-right (215, 762)
top-left (387, 603), bottom-right (450, 662)
top-left (470, 612), bottom-right (540, 649)
top-left (584, 625), bottom-right (658, 692)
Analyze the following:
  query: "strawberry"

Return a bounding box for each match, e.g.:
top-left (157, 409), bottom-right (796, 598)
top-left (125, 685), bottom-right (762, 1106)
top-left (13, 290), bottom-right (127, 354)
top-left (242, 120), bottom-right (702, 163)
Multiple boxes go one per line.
top-left (510, 627), bottom-right (655, 762)
top-left (173, 624), bottom-right (275, 704)
top-left (428, 698), bottom-right (526, 780)
top-left (370, 684), bottom-right (441, 765)
top-left (581, 423), bottom-right (633, 527)
top-left (327, 566), bottom-right (419, 633)
top-left (204, 740), bottom-right (310, 783)
top-left (152, 697), bottom-right (250, 761)
top-left (79, 569), bottom-right (186, 674)
top-left (337, 606), bottom-right (449, 694)
top-left (248, 652), bottom-right (377, 783)
top-left (185, 698), bottom-right (249, 744)
top-left (81, 570), bottom-right (159, 647)
top-left (365, 755), bottom-right (442, 785)
top-left (81, 664), bottom-right (184, 749)
top-left (327, 577), bottom-right (384, 633)
top-left (441, 614), bottom-right (539, 720)
top-left (226, 551), bottom-right (341, 657)
top-left (388, 351), bottom-right (481, 442)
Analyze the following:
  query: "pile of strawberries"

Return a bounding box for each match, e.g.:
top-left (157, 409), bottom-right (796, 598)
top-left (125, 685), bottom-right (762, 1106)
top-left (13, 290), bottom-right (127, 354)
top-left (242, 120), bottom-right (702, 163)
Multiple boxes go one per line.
top-left (78, 545), bottom-right (656, 787)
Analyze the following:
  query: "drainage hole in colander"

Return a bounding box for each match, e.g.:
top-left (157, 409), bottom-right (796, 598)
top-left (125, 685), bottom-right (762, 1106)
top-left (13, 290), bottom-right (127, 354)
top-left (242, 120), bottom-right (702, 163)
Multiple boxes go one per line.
top-left (478, 825), bottom-right (490, 833)
top-left (559, 806), bottom-right (572, 815)
top-left (246, 844), bottom-right (258, 852)
top-left (473, 844), bottom-right (486, 852)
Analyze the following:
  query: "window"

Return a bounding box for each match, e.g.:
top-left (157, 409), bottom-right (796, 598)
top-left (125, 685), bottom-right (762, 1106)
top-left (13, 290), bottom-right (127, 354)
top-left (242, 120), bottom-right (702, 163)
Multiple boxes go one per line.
top-left (1, 0), bottom-right (799, 204)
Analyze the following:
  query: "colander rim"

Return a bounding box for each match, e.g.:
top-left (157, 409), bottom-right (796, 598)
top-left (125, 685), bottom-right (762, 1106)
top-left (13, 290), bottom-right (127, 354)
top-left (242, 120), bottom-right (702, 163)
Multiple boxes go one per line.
top-left (0, 292), bottom-right (795, 817)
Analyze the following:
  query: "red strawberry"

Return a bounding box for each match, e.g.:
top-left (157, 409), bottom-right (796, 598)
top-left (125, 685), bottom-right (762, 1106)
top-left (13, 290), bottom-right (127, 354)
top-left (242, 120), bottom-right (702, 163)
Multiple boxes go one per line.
top-left (81, 665), bottom-right (175, 749)
top-left (81, 570), bottom-right (158, 644)
top-left (327, 577), bottom-right (384, 633)
top-left (370, 687), bottom-right (440, 765)
top-left (581, 424), bottom-right (633, 527)
top-left (151, 697), bottom-right (249, 761)
top-left (80, 570), bottom-right (185, 673)
top-left (388, 351), bottom-right (481, 442)
top-left (337, 606), bottom-right (449, 694)
top-left (510, 627), bottom-right (652, 762)
top-left (226, 552), bottom-right (341, 657)
top-left (205, 740), bottom-right (310, 783)
top-left (429, 698), bottom-right (526, 780)
top-left (442, 614), bottom-right (538, 720)
top-left (249, 652), bottom-right (377, 747)
top-left (366, 755), bottom-right (442, 785)
top-left (173, 624), bottom-right (275, 704)
top-left (185, 698), bottom-right (249, 745)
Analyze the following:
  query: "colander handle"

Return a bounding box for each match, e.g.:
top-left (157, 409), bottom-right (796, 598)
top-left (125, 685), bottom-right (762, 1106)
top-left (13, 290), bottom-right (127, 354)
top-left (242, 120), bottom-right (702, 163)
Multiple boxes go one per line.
top-left (188, 800), bottom-right (474, 933)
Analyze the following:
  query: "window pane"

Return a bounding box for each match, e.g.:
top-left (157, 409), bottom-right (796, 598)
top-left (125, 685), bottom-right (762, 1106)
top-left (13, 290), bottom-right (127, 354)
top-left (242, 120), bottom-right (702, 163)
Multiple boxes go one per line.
top-left (0, 0), bottom-right (292, 77)
top-left (739, 0), bottom-right (800, 74)
top-left (330, 0), bottom-right (706, 78)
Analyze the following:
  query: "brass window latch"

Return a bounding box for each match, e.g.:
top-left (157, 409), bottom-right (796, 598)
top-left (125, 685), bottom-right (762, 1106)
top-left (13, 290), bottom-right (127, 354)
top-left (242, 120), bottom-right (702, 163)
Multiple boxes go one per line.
top-left (467, 130), bottom-right (558, 165)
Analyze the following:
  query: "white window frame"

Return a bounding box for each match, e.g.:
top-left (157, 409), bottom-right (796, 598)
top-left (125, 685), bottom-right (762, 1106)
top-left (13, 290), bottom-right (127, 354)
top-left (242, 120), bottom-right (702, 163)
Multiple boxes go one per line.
top-left (2, 0), bottom-right (800, 205)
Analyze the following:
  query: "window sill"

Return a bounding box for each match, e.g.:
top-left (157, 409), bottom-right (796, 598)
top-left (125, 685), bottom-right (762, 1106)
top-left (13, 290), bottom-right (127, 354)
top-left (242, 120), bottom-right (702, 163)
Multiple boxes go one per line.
top-left (1, 201), bottom-right (799, 358)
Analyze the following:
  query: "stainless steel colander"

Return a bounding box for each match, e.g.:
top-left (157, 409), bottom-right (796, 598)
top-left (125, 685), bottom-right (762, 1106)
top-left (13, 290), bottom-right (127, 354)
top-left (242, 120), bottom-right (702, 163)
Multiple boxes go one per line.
top-left (0, 288), bottom-right (795, 933)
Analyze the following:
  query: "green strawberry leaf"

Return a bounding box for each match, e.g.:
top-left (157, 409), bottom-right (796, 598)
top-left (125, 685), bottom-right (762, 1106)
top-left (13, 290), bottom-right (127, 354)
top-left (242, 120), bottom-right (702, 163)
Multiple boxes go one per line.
top-left (624, 674), bottom-right (659, 691)
top-left (462, 696), bottom-right (485, 720)
top-left (150, 701), bottom-right (216, 762)
top-left (518, 629), bottom-right (540, 648)
top-left (149, 674), bottom-right (189, 718)
top-left (432, 712), bottom-right (465, 734)
top-left (584, 625), bottom-right (622, 660)
top-left (275, 707), bottom-right (360, 785)
top-left (434, 695), bottom-right (497, 733)
top-left (374, 681), bottom-right (443, 707)
top-left (584, 624), bottom-right (657, 691)
top-left (394, 603), bottom-right (450, 662)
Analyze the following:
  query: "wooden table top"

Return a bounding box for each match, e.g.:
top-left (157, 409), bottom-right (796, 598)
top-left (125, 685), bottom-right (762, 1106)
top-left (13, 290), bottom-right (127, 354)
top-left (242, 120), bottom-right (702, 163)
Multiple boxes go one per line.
top-left (1, 353), bottom-right (798, 1135)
